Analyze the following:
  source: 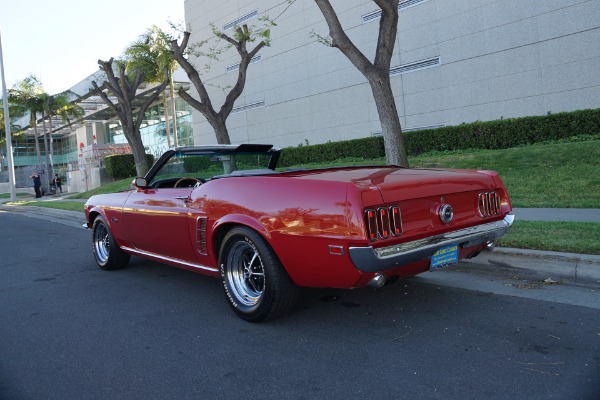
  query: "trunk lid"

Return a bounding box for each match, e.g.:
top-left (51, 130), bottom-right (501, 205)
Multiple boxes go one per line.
top-left (285, 166), bottom-right (498, 202)
top-left (284, 166), bottom-right (508, 242)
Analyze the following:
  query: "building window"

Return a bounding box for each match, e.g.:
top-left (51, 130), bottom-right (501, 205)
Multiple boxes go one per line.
top-left (372, 123), bottom-right (445, 136)
top-left (363, 0), bottom-right (430, 23)
top-left (402, 124), bottom-right (446, 132)
top-left (231, 100), bottom-right (265, 114)
top-left (226, 55), bottom-right (262, 73)
top-left (389, 57), bottom-right (440, 76)
top-left (223, 10), bottom-right (258, 31)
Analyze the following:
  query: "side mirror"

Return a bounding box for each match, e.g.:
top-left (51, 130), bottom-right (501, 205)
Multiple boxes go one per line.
top-left (134, 177), bottom-right (148, 189)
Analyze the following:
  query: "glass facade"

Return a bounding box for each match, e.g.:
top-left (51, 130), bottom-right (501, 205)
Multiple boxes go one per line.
top-left (108, 98), bottom-right (194, 159)
top-left (10, 97), bottom-right (194, 167)
top-left (10, 134), bottom-right (78, 166)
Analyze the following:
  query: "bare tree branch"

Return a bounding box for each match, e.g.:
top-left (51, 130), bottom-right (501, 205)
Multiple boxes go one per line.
top-left (171, 27), bottom-right (268, 144)
top-left (316, 0), bottom-right (382, 81)
top-left (313, 0), bottom-right (408, 167)
top-left (90, 58), bottom-right (169, 175)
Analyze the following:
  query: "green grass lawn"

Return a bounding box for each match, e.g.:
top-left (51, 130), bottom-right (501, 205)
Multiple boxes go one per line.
top-left (0, 192), bottom-right (32, 199)
top-left (66, 179), bottom-right (135, 199)
top-left (410, 140), bottom-right (600, 208)
top-left (497, 221), bottom-right (600, 255)
top-left (279, 140), bottom-right (600, 208)
top-left (7, 200), bottom-right (85, 212)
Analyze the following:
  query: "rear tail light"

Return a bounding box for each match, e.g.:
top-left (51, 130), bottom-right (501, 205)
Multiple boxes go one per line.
top-left (390, 206), bottom-right (403, 236)
top-left (365, 205), bottom-right (402, 241)
top-left (478, 192), bottom-right (501, 217)
top-left (366, 209), bottom-right (378, 240)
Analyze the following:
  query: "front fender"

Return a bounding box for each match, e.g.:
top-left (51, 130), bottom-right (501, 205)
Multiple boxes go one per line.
top-left (85, 205), bottom-right (129, 247)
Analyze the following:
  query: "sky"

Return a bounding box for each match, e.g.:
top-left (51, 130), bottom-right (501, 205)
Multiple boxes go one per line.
top-left (0, 0), bottom-right (184, 95)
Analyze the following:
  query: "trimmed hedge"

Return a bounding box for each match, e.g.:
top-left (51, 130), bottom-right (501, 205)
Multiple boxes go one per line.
top-left (105, 154), bottom-right (154, 179)
top-left (279, 137), bottom-right (385, 167)
top-left (278, 108), bottom-right (600, 166)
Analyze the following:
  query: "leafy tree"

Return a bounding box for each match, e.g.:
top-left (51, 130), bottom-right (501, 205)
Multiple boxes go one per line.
top-left (90, 58), bottom-right (168, 176)
top-left (125, 25), bottom-right (181, 147)
top-left (0, 97), bottom-right (22, 137)
top-left (40, 90), bottom-right (85, 175)
top-left (313, 0), bottom-right (409, 167)
top-left (8, 75), bottom-right (44, 164)
top-left (170, 20), bottom-right (274, 144)
top-left (0, 101), bottom-right (21, 152)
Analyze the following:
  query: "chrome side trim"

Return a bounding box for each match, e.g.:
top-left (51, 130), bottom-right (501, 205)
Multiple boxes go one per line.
top-left (349, 215), bottom-right (515, 273)
top-left (121, 246), bottom-right (219, 273)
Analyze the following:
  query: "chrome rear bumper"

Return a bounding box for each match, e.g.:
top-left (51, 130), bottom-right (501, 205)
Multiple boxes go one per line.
top-left (349, 214), bottom-right (514, 273)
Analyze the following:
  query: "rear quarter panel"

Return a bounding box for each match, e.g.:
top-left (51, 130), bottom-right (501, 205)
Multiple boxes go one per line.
top-left (190, 176), bottom-right (367, 287)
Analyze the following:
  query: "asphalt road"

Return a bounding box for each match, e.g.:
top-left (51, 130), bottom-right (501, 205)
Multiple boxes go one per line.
top-left (0, 211), bottom-right (599, 400)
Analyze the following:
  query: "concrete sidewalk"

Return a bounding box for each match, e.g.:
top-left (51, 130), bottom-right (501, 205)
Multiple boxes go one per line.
top-left (513, 208), bottom-right (600, 223)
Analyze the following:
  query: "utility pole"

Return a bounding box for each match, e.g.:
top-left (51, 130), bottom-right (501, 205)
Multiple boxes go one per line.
top-left (0, 28), bottom-right (17, 202)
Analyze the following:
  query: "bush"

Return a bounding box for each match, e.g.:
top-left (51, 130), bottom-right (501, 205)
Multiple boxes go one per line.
top-left (105, 154), bottom-right (154, 179)
top-left (279, 137), bottom-right (385, 167)
top-left (404, 108), bottom-right (600, 155)
top-left (279, 108), bottom-right (600, 165)
top-left (183, 155), bottom-right (211, 172)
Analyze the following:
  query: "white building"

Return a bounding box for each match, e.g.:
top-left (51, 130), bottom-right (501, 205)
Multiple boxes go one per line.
top-left (184, 0), bottom-right (600, 147)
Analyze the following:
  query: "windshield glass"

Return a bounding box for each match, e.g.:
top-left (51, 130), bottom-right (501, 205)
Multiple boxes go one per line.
top-left (147, 149), bottom-right (276, 188)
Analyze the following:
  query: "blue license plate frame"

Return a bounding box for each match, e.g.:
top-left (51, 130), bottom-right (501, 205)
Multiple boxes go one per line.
top-left (430, 244), bottom-right (459, 270)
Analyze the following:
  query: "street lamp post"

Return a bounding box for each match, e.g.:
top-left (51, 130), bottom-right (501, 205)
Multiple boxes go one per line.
top-left (0, 28), bottom-right (17, 202)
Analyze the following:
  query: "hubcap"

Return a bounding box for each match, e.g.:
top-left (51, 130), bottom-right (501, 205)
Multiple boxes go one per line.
top-left (226, 241), bottom-right (265, 306)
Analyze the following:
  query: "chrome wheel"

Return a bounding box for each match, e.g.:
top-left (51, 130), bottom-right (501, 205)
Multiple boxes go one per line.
top-left (91, 216), bottom-right (130, 271)
top-left (93, 222), bottom-right (110, 265)
top-left (225, 240), bottom-right (265, 306)
top-left (219, 227), bottom-right (299, 322)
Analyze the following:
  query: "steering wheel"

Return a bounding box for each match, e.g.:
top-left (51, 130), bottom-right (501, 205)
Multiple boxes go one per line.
top-left (174, 177), bottom-right (203, 188)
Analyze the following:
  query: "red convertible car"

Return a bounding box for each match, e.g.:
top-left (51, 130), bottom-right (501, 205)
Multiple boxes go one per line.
top-left (84, 144), bottom-right (514, 321)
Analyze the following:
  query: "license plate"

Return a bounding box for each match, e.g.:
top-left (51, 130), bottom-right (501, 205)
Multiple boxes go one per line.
top-left (430, 244), bottom-right (459, 270)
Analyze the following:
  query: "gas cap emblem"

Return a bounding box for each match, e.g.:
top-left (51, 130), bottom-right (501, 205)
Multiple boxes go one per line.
top-left (439, 204), bottom-right (453, 224)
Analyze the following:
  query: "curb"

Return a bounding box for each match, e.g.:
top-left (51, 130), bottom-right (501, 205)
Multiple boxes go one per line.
top-left (0, 204), bottom-right (85, 229)
top-left (463, 247), bottom-right (600, 285)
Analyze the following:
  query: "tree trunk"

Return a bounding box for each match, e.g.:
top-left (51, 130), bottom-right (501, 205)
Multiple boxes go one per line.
top-left (369, 74), bottom-right (408, 167)
top-left (212, 117), bottom-right (231, 145)
top-left (33, 123), bottom-right (41, 164)
top-left (128, 130), bottom-right (149, 177)
top-left (169, 75), bottom-right (178, 146)
top-left (162, 92), bottom-right (172, 148)
top-left (41, 118), bottom-right (52, 192)
top-left (48, 117), bottom-right (55, 167)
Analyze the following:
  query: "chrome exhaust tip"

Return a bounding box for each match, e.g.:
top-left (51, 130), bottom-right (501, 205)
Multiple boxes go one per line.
top-left (368, 274), bottom-right (386, 288)
top-left (485, 241), bottom-right (496, 251)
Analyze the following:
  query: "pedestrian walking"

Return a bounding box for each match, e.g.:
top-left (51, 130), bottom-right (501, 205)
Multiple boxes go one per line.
top-left (31, 171), bottom-right (42, 198)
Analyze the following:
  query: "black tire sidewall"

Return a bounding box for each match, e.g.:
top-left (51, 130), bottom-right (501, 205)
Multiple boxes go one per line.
top-left (92, 217), bottom-right (111, 269)
top-left (219, 228), bottom-right (275, 321)
top-left (92, 216), bottom-right (129, 271)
